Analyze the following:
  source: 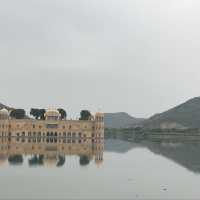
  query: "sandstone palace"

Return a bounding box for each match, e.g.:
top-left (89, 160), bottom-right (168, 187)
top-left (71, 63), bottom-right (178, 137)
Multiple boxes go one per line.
top-left (0, 108), bottom-right (104, 141)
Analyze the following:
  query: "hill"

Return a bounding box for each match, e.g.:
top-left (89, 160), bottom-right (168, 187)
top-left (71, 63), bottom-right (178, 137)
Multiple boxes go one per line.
top-left (141, 97), bottom-right (200, 129)
top-left (104, 112), bottom-right (144, 128)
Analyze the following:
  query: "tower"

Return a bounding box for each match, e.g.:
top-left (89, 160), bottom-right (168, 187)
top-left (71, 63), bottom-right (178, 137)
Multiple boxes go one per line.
top-left (94, 113), bottom-right (104, 138)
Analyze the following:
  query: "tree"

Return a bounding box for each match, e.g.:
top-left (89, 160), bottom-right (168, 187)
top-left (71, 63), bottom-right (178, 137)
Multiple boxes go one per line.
top-left (57, 155), bottom-right (65, 167)
top-left (30, 108), bottom-right (46, 120)
top-left (8, 155), bottom-right (23, 165)
top-left (28, 154), bottom-right (44, 166)
top-left (10, 109), bottom-right (26, 119)
top-left (79, 110), bottom-right (92, 120)
top-left (40, 109), bottom-right (46, 120)
top-left (30, 108), bottom-right (40, 119)
top-left (58, 108), bottom-right (67, 120)
top-left (79, 155), bottom-right (90, 166)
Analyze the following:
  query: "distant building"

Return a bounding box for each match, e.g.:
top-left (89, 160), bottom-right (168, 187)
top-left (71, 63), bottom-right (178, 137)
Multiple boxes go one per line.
top-left (0, 108), bottom-right (104, 140)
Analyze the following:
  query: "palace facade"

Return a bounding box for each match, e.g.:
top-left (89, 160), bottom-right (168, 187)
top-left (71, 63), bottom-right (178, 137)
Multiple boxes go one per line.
top-left (0, 108), bottom-right (104, 140)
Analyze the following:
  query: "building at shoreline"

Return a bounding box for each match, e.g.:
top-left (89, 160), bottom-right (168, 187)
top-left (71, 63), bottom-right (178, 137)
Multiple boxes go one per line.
top-left (0, 108), bottom-right (104, 140)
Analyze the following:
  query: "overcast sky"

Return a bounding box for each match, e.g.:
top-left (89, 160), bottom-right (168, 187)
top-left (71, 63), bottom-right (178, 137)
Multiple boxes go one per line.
top-left (1, 0), bottom-right (200, 118)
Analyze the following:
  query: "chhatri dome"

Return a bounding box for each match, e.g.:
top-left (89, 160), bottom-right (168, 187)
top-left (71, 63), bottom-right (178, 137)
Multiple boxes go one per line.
top-left (0, 108), bottom-right (9, 120)
top-left (43, 154), bottom-right (58, 167)
top-left (45, 108), bottom-right (60, 120)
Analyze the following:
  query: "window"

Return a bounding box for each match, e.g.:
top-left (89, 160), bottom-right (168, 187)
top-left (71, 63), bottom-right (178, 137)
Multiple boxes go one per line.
top-left (67, 138), bottom-right (71, 143)
top-left (37, 132), bottom-right (41, 142)
top-left (22, 132), bottom-right (25, 143)
top-left (46, 124), bottom-right (58, 129)
top-left (33, 124), bottom-right (35, 128)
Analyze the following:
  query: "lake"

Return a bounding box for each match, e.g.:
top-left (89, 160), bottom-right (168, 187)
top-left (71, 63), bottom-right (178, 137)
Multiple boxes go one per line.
top-left (0, 133), bottom-right (200, 199)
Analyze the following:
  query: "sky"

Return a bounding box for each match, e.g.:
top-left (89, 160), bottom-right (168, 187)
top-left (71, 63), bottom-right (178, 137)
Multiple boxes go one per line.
top-left (1, 0), bottom-right (200, 118)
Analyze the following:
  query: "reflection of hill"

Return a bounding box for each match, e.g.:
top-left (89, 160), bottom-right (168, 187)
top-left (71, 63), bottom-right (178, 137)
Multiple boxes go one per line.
top-left (104, 139), bottom-right (139, 153)
top-left (144, 141), bottom-right (200, 173)
top-left (105, 133), bottom-right (200, 173)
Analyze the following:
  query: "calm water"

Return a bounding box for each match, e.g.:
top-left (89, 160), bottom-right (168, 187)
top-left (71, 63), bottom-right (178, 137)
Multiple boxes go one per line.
top-left (1, 134), bottom-right (200, 199)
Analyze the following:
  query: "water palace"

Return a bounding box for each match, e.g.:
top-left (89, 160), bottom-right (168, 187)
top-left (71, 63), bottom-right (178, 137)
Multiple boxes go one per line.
top-left (0, 108), bottom-right (104, 141)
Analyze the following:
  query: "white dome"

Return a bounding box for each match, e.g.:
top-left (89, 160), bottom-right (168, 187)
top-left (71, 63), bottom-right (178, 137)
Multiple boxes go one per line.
top-left (0, 108), bottom-right (9, 116)
top-left (0, 108), bottom-right (9, 120)
top-left (43, 154), bottom-right (58, 167)
top-left (45, 108), bottom-right (60, 117)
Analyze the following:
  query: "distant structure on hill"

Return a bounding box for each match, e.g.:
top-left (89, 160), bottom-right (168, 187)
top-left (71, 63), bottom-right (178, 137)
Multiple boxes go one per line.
top-left (0, 108), bottom-right (104, 139)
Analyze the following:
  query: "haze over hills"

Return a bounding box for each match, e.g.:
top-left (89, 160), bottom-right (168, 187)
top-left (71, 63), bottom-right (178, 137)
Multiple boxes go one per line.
top-left (105, 97), bottom-right (200, 129)
top-left (104, 112), bottom-right (144, 129)
top-left (141, 97), bottom-right (200, 129)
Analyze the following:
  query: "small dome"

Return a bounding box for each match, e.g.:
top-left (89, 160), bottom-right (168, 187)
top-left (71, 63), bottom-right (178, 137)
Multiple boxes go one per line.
top-left (43, 154), bottom-right (58, 167)
top-left (45, 108), bottom-right (60, 119)
top-left (0, 108), bottom-right (9, 116)
top-left (0, 108), bottom-right (9, 120)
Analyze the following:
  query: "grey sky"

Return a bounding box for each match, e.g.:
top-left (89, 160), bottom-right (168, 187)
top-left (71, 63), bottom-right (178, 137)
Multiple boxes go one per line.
top-left (1, 0), bottom-right (200, 118)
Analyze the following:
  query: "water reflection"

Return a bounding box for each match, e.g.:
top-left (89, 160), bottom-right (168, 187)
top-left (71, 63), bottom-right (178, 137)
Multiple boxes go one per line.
top-left (1, 131), bottom-right (200, 173)
top-left (105, 132), bottom-right (200, 173)
top-left (0, 137), bottom-right (104, 167)
top-left (1, 132), bottom-right (200, 199)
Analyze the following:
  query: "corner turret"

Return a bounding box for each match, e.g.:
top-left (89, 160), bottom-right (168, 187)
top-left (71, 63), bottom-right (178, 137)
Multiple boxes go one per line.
top-left (94, 113), bottom-right (104, 138)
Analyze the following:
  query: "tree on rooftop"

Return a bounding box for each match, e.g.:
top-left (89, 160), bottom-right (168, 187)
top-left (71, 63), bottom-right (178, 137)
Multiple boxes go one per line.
top-left (57, 108), bottom-right (67, 120)
top-left (10, 109), bottom-right (26, 119)
top-left (30, 108), bottom-right (46, 120)
top-left (79, 110), bottom-right (92, 120)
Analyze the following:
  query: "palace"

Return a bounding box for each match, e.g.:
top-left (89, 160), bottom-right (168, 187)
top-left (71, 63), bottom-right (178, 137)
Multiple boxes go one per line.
top-left (0, 108), bottom-right (104, 140)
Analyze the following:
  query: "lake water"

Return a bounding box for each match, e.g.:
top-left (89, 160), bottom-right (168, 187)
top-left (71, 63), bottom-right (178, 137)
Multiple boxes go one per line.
top-left (0, 134), bottom-right (200, 199)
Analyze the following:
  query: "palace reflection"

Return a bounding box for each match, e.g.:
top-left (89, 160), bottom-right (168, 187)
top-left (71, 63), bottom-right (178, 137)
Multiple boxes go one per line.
top-left (0, 136), bottom-right (104, 167)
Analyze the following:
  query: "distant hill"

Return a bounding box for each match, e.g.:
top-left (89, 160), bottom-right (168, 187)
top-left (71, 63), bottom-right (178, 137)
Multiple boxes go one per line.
top-left (104, 112), bottom-right (144, 129)
top-left (141, 97), bottom-right (200, 129)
